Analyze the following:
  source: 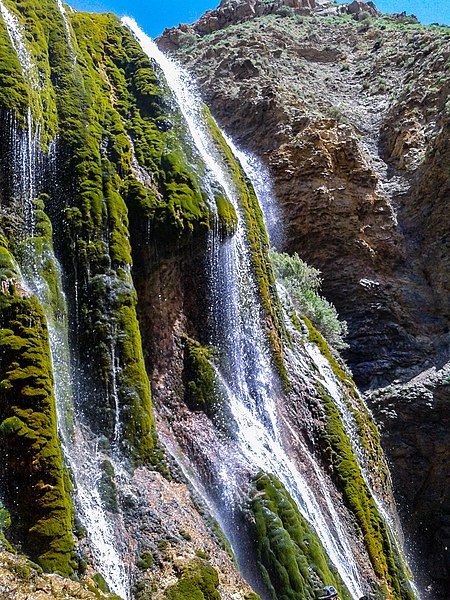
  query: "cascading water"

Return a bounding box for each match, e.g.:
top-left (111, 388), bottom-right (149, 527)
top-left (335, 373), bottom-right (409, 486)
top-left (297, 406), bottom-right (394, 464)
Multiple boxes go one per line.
top-left (235, 139), bottom-right (421, 597)
top-left (123, 18), bottom-right (367, 599)
top-left (55, 0), bottom-right (75, 59)
top-left (234, 136), bottom-right (420, 596)
top-left (227, 142), bottom-right (283, 248)
top-left (0, 7), bottom-right (129, 596)
top-left (0, 0), bottom-right (37, 85)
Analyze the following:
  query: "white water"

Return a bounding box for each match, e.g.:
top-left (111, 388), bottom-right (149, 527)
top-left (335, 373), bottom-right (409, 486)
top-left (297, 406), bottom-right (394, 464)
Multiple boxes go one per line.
top-left (0, 1), bottom-right (38, 86)
top-left (10, 124), bottom-right (129, 600)
top-left (2, 24), bottom-right (129, 595)
top-left (123, 18), bottom-right (365, 599)
top-left (110, 337), bottom-right (121, 445)
top-left (55, 0), bottom-right (75, 59)
top-left (226, 141), bottom-right (283, 248)
top-left (305, 341), bottom-right (421, 595)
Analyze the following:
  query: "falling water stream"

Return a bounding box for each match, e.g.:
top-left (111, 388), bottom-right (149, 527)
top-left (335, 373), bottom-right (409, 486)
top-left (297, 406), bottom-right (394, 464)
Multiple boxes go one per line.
top-left (0, 4), bottom-right (129, 596)
top-left (123, 17), bottom-right (368, 599)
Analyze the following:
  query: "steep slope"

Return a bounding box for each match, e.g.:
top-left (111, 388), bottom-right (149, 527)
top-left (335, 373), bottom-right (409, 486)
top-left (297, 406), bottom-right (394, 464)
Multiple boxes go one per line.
top-left (158, 1), bottom-right (450, 594)
top-left (0, 1), bottom-right (424, 599)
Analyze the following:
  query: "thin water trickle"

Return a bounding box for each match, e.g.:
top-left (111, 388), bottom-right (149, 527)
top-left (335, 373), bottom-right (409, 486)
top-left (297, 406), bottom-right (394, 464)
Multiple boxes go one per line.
top-left (110, 336), bottom-right (121, 445)
top-left (55, 0), bottom-right (74, 57)
top-left (0, 0), bottom-right (37, 85)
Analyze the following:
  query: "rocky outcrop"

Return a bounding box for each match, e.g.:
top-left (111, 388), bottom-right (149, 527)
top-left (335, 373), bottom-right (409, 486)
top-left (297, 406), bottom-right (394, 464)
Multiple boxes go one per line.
top-left (370, 365), bottom-right (450, 596)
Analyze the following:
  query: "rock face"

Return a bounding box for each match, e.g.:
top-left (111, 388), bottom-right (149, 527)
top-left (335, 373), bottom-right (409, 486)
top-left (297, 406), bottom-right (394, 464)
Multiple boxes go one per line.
top-left (370, 365), bottom-right (450, 596)
top-left (159, 2), bottom-right (450, 595)
top-left (159, 1), bottom-right (449, 389)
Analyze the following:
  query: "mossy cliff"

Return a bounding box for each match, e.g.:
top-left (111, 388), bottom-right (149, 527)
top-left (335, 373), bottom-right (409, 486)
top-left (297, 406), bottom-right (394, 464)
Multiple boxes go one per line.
top-left (0, 1), bottom-right (420, 597)
top-left (314, 383), bottom-right (414, 600)
top-left (248, 473), bottom-right (351, 600)
top-left (0, 239), bottom-right (76, 576)
top-left (0, 0), bottom-right (280, 580)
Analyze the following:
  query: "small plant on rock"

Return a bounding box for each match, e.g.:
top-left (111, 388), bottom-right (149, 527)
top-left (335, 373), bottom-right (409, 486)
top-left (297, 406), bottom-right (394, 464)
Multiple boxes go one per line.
top-left (270, 251), bottom-right (348, 349)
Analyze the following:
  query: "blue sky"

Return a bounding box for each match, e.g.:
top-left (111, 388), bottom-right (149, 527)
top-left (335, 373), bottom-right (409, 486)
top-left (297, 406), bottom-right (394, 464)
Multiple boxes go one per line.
top-left (69, 1), bottom-right (450, 37)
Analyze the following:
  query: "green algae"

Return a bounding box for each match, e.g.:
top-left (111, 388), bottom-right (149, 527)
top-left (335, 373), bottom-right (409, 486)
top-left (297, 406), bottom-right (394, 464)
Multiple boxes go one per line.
top-left (183, 337), bottom-right (217, 409)
top-left (316, 385), bottom-right (414, 600)
top-left (304, 316), bottom-right (390, 492)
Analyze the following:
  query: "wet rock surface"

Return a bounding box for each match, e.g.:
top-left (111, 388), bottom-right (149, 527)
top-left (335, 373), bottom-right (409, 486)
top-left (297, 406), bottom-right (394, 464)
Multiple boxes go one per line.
top-left (370, 363), bottom-right (450, 597)
top-left (117, 467), bottom-right (254, 600)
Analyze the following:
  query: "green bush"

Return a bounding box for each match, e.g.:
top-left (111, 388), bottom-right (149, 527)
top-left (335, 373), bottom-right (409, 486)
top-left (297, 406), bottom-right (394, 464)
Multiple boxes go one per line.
top-left (270, 251), bottom-right (348, 349)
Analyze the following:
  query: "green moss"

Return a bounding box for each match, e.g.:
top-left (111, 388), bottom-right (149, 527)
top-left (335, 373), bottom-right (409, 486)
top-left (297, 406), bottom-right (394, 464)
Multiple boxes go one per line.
top-left (0, 0), bottom-right (72, 143)
top-left (203, 108), bottom-right (289, 386)
top-left (304, 317), bottom-right (389, 492)
top-left (92, 571), bottom-right (110, 593)
top-left (137, 550), bottom-right (154, 570)
top-left (184, 336), bottom-right (217, 409)
top-left (98, 460), bottom-right (119, 513)
top-left (0, 500), bottom-right (12, 550)
top-left (0, 13), bottom-right (29, 118)
top-left (0, 281), bottom-right (75, 575)
top-left (316, 386), bottom-right (414, 600)
top-left (182, 336), bottom-right (236, 436)
top-left (249, 472), bottom-right (351, 600)
top-left (164, 558), bottom-right (221, 600)
top-left (28, 11), bottom-right (160, 462)
top-left (214, 192), bottom-right (238, 237)
top-left (303, 317), bottom-right (352, 388)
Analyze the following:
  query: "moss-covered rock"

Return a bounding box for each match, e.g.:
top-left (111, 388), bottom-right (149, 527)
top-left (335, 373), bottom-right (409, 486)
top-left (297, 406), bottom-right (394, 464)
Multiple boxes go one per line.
top-left (316, 385), bottom-right (414, 599)
top-left (249, 472), bottom-right (351, 600)
top-left (0, 240), bottom-right (75, 576)
top-left (163, 558), bottom-right (221, 600)
top-left (183, 336), bottom-right (217, 409)
top-left (304, 317), bottom-right (390, 497)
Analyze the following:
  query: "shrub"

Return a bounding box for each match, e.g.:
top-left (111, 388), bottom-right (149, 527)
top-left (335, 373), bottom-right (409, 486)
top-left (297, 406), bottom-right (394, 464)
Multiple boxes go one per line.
top-left (324, 104), bottom-right (349, 123)
top-left (270, 251), bottom-right (348, 349)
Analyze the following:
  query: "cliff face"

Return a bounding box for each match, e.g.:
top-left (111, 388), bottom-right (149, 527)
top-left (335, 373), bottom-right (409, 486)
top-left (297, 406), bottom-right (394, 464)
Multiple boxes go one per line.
top-left (158, 0), bottom-right (450, 595)
top-left (0, 1), bottom-right (441, 600)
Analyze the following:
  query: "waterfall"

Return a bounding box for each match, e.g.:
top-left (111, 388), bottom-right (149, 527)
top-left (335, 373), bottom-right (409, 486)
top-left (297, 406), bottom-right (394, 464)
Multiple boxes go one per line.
top-left (226, 143), bottom-right (283, 248)
top-left (1, 8), bottom-right (129, 596)
top-left (55, 0), bottom-right (75, 59)
top-left (123, 18), bottom-right (367, 599)
top-left (0, 0), bottom-right (37, 85)
top-left (9, 119), bottom-right (130, 600)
